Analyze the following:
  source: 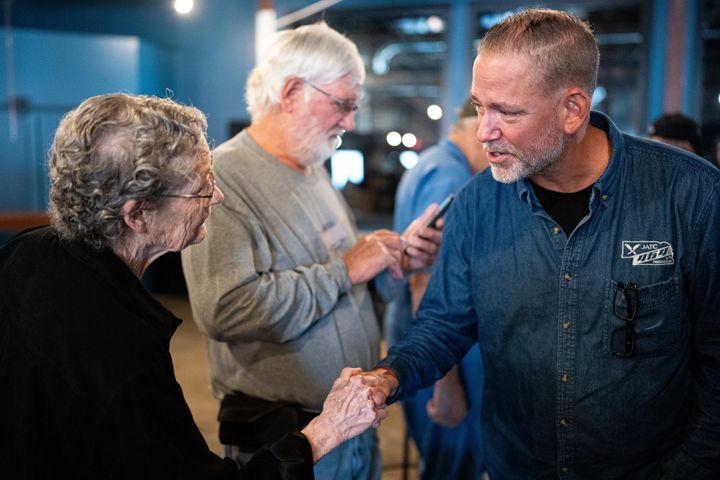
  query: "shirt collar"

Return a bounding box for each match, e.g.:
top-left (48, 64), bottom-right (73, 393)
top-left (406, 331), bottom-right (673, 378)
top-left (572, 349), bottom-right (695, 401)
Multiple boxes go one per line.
top-left (589, 110), bottom-right (624, 200)
top-left (516, 110), bottom-right (623, 206)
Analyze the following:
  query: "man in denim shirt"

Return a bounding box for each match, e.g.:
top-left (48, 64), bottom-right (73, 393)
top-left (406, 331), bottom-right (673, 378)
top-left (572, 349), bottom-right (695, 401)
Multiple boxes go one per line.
top-left (360, 8), bottom-right (720, 479)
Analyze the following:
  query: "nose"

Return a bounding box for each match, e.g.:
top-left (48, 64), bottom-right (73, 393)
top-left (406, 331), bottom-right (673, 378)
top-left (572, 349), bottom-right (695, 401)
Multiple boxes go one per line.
top-left (476, 111), bottom-right (501, 144)
top-left (211, 185), bottom-right (224, 206)
top-left (339, 110), bottom-right (356, 131)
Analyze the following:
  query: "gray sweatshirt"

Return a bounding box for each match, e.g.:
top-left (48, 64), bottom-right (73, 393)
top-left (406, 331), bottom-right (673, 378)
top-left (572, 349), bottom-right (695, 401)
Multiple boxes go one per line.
top-left (181, 130), bottom-right (388, 410)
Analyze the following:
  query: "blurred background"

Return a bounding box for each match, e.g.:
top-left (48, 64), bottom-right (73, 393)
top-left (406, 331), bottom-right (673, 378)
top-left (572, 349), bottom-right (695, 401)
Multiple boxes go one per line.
top-left (1, 0), bottom-right (719, 289)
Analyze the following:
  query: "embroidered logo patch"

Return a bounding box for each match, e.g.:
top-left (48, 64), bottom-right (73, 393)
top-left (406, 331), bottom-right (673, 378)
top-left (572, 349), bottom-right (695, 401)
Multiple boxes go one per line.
top-left (621, 241), bottom-right (674, 266)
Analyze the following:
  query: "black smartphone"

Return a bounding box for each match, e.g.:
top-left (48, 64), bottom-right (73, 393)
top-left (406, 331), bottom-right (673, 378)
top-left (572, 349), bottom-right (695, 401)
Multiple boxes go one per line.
top-left (426, 194), bottom-right (455, 229)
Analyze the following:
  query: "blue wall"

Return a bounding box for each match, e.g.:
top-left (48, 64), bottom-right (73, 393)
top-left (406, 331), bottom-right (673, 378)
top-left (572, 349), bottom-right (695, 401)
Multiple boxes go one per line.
top-left (0, 0), bottom-right (256, 213)
top-left (0, 28), bottom-right (170, 210)
top-left (171, 0), bottom-right (255, 145)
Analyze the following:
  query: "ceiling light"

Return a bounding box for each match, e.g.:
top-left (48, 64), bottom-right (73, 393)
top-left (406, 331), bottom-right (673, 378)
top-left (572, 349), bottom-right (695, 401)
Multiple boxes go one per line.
top-left (175, 0), bottom-right (193, 15)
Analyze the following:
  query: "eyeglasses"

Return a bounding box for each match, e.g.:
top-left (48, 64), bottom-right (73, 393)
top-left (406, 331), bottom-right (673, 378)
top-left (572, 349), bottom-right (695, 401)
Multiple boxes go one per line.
top-left (158, 171), bottom-right (215, 200)
top-left (611, 282), bottom-right (638, 358)
top-left (307, 82), bottom-right (359, 114)
top-left (159, 191), bottom-right (214, 200)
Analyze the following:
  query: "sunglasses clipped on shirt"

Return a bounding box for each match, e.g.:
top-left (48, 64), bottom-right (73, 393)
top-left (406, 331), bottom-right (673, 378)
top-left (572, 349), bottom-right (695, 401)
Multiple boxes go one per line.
top-left (611, 282), bottom-right (639, 358)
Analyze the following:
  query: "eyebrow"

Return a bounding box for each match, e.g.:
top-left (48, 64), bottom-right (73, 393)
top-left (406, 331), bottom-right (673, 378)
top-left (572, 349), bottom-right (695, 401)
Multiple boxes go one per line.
top-left (472, 97), bottom-right (526, 113)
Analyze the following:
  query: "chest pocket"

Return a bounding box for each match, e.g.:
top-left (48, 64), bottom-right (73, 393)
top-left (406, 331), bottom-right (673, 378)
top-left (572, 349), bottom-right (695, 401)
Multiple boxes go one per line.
top-left (604, 275), bottom-right (687, 358)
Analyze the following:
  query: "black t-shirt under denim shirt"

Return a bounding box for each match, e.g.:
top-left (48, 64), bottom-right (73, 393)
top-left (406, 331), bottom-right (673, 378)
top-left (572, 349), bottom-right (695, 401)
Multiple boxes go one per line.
top-left (531, 181), bottom-right (594, 235)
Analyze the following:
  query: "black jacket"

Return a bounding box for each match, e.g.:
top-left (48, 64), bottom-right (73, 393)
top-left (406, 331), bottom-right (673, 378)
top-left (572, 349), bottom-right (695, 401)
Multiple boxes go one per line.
top-left (0, 226), bottom-right (313, 479)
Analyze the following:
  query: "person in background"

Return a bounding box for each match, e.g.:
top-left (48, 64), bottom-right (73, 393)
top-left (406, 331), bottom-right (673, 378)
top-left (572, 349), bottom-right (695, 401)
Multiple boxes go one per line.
top-left (360, 8), bottom-right (720, 479)
top-left (648, 112), bottom-right (704, 156)
top-left (384, 98), bottom-right (488, 480)
top-left (181, 22), bottom-right (441, 480)
top-left (0, 93), bottom-right (386, 480)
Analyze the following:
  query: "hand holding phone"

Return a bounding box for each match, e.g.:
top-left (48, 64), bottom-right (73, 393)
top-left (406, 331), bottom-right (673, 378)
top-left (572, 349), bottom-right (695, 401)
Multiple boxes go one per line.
top-left (401, 196), bottom-right (449, 270)
top-left (426, 194), bottom-right (454, 229)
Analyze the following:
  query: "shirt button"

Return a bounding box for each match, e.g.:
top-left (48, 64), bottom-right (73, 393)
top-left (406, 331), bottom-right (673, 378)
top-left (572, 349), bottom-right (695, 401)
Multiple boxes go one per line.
top-left (562, 320), bottom-right (571, 329)
top-left (602, 194), bottom-right (608, 201)
top-left (560, 466), bottom-right (569, 475)
top-left (561, 373), bottom-right (569, 382)
top-left (552, 226), bottom-right (561, 235)
top-left (560, 418), bottom-right (568, 427)
top-left (563, 272), bottom-right (573, 282)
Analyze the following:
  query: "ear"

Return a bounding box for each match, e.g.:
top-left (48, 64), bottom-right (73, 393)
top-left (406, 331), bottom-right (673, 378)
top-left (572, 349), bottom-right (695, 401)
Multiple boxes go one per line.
top-left (561, 88), bottom-right (591, 135)
top-left (279, 76), bottom-right (305, 113)
top-left (121, 199), bottom-right (148, 234)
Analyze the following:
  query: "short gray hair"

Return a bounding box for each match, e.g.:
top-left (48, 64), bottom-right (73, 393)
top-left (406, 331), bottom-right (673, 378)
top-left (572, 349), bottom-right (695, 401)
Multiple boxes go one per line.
top-left (48, 93), bottom-right (208, 250)
top-left (478, 8), bottom-right (599, 96)
top-left (246, 22), bottom-right (365, 120)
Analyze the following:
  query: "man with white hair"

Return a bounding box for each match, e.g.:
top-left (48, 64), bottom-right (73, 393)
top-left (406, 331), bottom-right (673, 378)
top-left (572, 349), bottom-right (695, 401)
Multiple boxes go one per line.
top-left (181, 22), bottom-right (441, 480)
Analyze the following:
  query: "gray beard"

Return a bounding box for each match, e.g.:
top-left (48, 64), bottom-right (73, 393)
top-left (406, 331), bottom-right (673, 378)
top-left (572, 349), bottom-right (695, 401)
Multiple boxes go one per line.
top-left (488, 128), bottom-right (568, 184)
top-left (289, 128), bottom-right (341, 168)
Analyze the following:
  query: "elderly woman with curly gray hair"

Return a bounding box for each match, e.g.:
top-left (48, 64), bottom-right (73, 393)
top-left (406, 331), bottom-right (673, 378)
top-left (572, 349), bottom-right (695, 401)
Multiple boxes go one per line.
top-left (0, 93), bottom-right (385, 479)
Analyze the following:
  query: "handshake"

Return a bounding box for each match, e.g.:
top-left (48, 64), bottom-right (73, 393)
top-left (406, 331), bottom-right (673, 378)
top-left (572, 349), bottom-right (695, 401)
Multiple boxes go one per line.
top-left (300, 368), bottom-right (400, 462)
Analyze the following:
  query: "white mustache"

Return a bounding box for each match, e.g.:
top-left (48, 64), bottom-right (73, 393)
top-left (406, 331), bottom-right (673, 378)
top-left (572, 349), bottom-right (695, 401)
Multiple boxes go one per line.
top-left (483, 141), bottom-right (516, 156)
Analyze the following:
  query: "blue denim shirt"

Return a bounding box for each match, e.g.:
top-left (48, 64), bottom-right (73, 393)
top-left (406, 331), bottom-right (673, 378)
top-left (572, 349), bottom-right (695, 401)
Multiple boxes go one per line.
top-left (379, 112), bottom-right (720, 479)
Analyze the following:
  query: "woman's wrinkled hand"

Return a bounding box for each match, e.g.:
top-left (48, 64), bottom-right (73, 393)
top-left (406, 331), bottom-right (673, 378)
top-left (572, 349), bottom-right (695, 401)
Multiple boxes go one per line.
top-left (301, 368), bottom-right (388, 462)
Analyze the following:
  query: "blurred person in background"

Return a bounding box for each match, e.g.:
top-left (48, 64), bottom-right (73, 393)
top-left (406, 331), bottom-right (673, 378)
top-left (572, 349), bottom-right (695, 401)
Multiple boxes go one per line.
top-left (648, 112), bottom-right (705, 156)
top-left (384, 98), bottom-right (488, 480)
top-left (181, 22), bottom-right (442, 480)
top-left (0, 93), bottom-right (386, 480)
